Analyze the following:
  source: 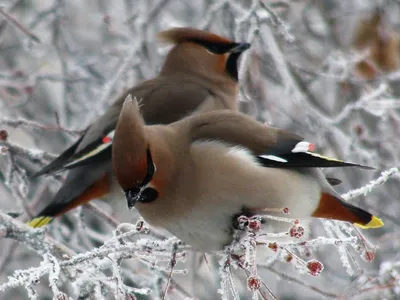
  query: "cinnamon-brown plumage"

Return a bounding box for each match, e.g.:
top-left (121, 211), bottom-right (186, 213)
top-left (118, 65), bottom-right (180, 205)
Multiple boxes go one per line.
top-left (28, 28), bottom-right (250, 227)
top-left (112, 98), bottom-right (383, 252)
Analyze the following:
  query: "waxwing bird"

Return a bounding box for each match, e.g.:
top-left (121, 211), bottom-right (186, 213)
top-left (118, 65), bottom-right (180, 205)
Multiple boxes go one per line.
top-left (112, 98), bottom-right (384, 252)
top-left (28, 27), bottom-right (251, 228)
top-left (353, 9), bottom-right (400, 79)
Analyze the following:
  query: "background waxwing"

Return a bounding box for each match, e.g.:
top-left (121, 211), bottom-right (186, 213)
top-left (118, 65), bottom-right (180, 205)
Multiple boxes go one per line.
top-left (352, 9), bottom-right (400, 79)
top-left (3, 3), bottom-right (399, 299)
top-left (27, 27), bottom-right (251, 227)
top-left (112, 98), bottom-right (383, 252)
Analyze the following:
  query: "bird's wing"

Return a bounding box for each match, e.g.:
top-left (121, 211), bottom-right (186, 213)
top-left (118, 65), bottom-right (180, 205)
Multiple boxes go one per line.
top-left (28, 76), bottom-right (222, 227)
top-left (185, 110), bottom-right (373, 169)
top-left (32, 135), bottom-right (84, 177)
top-left (33, 76), bottom-right (213, 176)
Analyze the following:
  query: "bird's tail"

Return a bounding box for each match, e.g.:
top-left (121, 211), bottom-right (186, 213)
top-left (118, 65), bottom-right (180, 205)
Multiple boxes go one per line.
top-left (312, 193), bottom-right (383, 229)
top-left (26, 216), bottom-right (53, 228)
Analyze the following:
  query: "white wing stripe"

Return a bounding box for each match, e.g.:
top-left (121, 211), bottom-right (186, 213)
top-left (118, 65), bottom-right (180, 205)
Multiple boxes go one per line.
top-left (63, 130), bottom-right (115, 168)
top-left (259, 155), bottom-right (288, 163)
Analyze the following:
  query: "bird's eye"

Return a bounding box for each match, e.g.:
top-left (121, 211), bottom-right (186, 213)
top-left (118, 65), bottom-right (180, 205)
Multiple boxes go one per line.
top-left (191, 39), bottom-right (235, 55)
top-left (206, 48), bottom-right (216, 55)
top-left (205, 44), bottom-right (227, 55)
top-left (139, 187), bottom-right (159, 203)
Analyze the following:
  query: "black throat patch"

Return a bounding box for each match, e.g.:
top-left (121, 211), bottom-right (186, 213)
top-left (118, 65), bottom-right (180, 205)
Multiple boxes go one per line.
top-left (124, 147), bottom-right (158, 208)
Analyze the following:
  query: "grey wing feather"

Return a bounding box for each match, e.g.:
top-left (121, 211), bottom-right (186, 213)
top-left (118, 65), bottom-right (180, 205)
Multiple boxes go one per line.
top-left (33, 75), bottom-right (212, 176)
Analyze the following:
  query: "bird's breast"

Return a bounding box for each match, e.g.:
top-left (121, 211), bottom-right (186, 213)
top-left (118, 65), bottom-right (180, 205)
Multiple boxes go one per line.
top-left (135, 141), bottom-right (322, 252)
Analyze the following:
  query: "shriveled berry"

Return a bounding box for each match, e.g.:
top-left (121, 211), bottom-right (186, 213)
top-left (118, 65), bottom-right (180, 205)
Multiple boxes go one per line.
top-left (289, 225), bottom-right (305, 238)
top-left (268, 242), bottom-right (278, 252)
top-left (283, 207), bottom-right (290, 214)
top-left (285, 254), bottom-right (293, 263)
top-left (0, 130), bottom-right (8, 141)
top-left (354, 124), bottom-right (364, 136)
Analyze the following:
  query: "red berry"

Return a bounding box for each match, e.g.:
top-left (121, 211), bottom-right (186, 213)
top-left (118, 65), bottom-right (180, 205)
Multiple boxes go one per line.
top-left (364, 251), bottom-right (375, 262)
top-left (268, 242), bottom-right (278, 252)
top-left (0, 130), bottom-right (8, 141)
top-left (289, 226), bottom-right (305, 238)
top-left (248, 218), bottom-right (261, 231)
top-left (307, 260), bottom-right (324, 276)
top-left (247, 275), bottom-right (261, 291)
top-left (283, 207), bottom-right (290, 214)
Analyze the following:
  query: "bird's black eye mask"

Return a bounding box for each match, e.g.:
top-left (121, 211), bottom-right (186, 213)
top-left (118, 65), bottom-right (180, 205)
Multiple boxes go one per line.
top-left (191, 39), bottom-right (239, 54)
top-left (225, 52), bottom-right (241, 82)
top-left (124, 148), bottom-right (158, 209)
top-left (189, 39), bottom-right (251, 82)
top-left (141, 148), bottom-right (156, 187)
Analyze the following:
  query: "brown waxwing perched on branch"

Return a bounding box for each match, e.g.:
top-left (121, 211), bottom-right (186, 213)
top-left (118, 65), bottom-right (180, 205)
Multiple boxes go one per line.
top-left (28, 28), bottom-right (251, 228)
top-left (112, 97), bottom-right (384, 252)
top-left (353, 9), bottom-right (400, 79)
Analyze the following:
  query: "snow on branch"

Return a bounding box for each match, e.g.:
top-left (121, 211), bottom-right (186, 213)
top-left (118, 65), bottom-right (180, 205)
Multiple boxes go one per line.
top-left (1, 0), bottom-right (399, 299)
top-left (342, 167), bottom-right (399, 201)
top-left (0, 118), bottom-right (83, 135)
top-left (0, 215), bottom-right (188, 299)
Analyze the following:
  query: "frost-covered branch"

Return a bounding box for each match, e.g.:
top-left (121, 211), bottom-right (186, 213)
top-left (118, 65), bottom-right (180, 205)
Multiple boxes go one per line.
top-left (342, 167), bottom-right (399, 200)
top-left (1, 0), bottom-right (399, 299)
top-left (0, 216), bottom-right (188, 299)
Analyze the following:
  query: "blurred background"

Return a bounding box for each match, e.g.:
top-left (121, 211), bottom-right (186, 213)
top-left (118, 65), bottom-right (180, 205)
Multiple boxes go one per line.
top-left (1, 0), bottom-right (400, 299)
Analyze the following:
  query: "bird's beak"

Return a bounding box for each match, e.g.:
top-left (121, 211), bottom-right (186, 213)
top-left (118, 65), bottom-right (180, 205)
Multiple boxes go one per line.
top-left (230, 42), bottom-right (251, 53)
top-left (125, 187), bottom-right (141, 209)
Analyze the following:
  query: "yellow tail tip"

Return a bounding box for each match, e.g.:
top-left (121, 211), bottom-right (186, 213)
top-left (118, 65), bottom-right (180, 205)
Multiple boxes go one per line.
top-left (26, 216), bottom-right (53, 228)
top-left (355, 216), bottom-right (384, 229)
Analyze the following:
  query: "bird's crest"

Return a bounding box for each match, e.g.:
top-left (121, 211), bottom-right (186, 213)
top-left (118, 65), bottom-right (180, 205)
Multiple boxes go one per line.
top-left (158, 27), bottom-right (233, 46)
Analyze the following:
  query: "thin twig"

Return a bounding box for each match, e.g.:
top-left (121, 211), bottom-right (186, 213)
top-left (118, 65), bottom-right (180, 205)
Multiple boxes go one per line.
top-left (0, 7), bottom-right (41, 43)
top-left (263, 266), bottom-right (338, 298)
